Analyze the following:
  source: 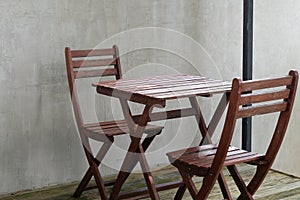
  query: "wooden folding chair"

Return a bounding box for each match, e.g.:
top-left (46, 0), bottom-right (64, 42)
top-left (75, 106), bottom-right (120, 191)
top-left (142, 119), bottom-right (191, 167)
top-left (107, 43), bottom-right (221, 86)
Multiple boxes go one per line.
top-left (65, 45), bottom-right (163, 200)
top-left (167, 70), bottom-right (298, 199)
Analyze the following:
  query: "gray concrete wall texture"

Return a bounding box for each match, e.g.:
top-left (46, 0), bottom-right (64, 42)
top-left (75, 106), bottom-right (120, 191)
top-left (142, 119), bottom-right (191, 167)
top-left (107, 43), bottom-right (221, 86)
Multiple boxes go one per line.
top-left (0, 0), bottom-right (299, 195)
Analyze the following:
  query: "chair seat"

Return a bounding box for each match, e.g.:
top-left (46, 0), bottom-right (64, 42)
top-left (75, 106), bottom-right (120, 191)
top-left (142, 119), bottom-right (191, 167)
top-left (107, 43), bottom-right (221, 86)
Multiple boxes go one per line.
top-left (167, 144), bottom-right (265, 176)
top-left (83, 120), bottom-right (163, 140)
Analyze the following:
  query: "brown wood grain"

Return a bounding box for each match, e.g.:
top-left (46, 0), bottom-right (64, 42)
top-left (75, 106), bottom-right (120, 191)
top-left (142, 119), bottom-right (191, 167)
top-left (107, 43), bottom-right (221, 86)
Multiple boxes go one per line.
top-left (166, 70), bottom-right (298, 200)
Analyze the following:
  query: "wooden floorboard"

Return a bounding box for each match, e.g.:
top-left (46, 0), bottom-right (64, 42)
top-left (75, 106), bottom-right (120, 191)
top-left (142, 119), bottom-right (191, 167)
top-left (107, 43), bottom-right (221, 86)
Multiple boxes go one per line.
top-left (1, 164), bottom-right (300, 199)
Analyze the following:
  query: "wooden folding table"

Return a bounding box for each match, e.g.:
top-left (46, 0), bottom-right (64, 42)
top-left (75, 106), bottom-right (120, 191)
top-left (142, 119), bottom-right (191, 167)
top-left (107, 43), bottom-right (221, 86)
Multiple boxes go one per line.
top-left (93, 74), bottom-right (232, 199)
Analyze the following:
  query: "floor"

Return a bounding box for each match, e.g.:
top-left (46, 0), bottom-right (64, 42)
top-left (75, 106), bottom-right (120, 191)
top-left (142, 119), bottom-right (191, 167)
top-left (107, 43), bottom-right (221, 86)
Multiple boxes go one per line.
top-left (1, 164), bottom-right (300, 200)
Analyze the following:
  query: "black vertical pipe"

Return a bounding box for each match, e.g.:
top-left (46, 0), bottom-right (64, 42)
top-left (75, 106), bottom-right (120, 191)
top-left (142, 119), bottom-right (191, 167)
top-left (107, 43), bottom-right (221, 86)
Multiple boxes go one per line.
top-left (242, 0), bottom-right (253, 151)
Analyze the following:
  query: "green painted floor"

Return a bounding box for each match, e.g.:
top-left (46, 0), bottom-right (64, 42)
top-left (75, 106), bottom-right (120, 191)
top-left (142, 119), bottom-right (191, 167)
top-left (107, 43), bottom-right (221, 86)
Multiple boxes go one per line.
top-left (1, 165), bottom-right (300, 200)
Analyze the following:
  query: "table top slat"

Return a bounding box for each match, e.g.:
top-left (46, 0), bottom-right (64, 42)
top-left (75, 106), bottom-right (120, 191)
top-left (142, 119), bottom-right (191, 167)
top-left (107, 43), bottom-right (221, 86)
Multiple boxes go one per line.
top-left (151, 85), bottom-right (231, 99)
top-left (97, 75), bottom-right (208, 88)
top-left (94, 75), bottom-right (231, 105)
top-left (137, 80), bottom-right (230, 95)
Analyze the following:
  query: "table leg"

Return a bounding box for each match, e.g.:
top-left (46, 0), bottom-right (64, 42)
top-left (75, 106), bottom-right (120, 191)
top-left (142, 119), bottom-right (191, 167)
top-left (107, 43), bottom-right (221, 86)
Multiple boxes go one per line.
top-left (189, 94), bottom-right (231, 199)
top-left (189, 93), bottom-right (229, 145)
top-left (204, 93), bottom-right (230, 144)
top-left (109, 101), bottom-right (159, 200)
top-left (73, 139), bottom-right (112, 197)
top-left (189, 97), bottom-right (211, 144)
top-left (81, 136), bottom-right (108, 200)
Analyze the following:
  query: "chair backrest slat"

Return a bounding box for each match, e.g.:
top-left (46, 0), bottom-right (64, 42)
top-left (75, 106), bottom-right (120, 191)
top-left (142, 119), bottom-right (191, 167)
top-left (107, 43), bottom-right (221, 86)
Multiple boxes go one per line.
top-left (72, 58), bottom-right (117, 68)
top-left (236, 101), bottom-right (288, 119)
top-left (74, 68), bottom-right (118, 79)
top-left (71, 48), bottom-right (115, 57)
top-left (241, 76), bottom-right (293, 92)
top-left (239, 89), bottom-right (290, 105)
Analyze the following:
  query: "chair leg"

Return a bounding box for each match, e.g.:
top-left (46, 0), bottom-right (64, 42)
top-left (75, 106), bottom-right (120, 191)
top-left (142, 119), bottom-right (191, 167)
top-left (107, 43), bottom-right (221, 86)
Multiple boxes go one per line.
top-left (195, 175), bottom-right (219, 200)
top-left (113, 134), bottom-right (158, 191)
top-left (84, 146), bottom-right (108, 200)
top-left (245, 164), bottom-right (270, 196)
top-left (73, 141), bottom-right (112, 197)
top-left (78, 135), bottom-right (111, 200)
top-left (174, 183), bottom-right (187, 200)
top-left (227, 165), bottom-right (253, 200)
top-left (217, 172), bottom-right (232, 200)
top-left (139, 133), bottom-right (162, 200)
top-left (176, 166), bottom-right (221, 200)
top-left (138, 143), bottom-right (160, 200)
top-left (177, 169), bottom-right (198, 199)
top-left (109, 134), bottom-right (159, 200)
top-left (176, 171), bottom-right (231, 200)
top-left (73, 167), bottom-right (93, 197)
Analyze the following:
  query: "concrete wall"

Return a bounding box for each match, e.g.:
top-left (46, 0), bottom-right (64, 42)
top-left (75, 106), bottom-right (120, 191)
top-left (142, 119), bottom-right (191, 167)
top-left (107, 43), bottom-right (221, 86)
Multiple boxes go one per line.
top-left (0, 0), bottom-right (105, 194)
top-left (0, 0), bottom-right (299, 195)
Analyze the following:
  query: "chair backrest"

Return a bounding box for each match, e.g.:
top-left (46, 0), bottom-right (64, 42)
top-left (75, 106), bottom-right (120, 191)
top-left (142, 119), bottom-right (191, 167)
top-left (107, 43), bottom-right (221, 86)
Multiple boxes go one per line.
top-left (65, 45), bottom-right (122, 127)
top-left (211, 70), bottom-right (298, 174)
